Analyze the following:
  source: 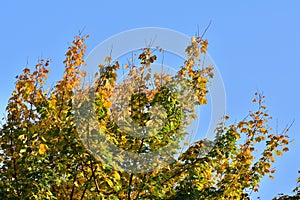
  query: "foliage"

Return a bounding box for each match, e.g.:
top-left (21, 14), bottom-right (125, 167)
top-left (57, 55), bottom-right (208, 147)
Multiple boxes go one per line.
top-left (0, 34), bottom-right (294, 200)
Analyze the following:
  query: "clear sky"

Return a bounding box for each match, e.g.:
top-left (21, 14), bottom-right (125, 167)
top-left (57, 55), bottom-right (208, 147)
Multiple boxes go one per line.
top-left (1, 0), bottom-right (300, 199)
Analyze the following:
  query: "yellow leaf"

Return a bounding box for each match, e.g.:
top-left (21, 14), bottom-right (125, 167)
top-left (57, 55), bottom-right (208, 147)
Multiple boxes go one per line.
top-left (41, 136), bottom-right (47, 142)
top-left (20, 149), bottom-right (26, 154)
top-left (259, 128), bottom-right (267, 134)
top-left (241, 128), bottom-right (248, 133)
top-left (74, 181), bottom-right (79, 187)
top-left (124, 64), bottom-right (129, 69)
top-left (106, 178), bottom-right (114, 187)
top-left (18, 134), bottom-right (25, 140)
top-left (39, 144), bottom-right (47, 155)
top-left (113, 171), bottom-right (121, 181)
top-left (186, 121), bottom-right (192, 125)
top-left (275, 150), bottom-right (282, 156)
top-left (199, 98), bottom-right (208, 105)
top-left (271, 156), bottom-right (275, 162)
top-left (265, 162), bottom-right (271, 169)
top-left (103, 100), bottom-right (112, 108)
top-left (255, 137), bottom-right (262, 142)
top-left (244, 149), bottom-right (251, 156)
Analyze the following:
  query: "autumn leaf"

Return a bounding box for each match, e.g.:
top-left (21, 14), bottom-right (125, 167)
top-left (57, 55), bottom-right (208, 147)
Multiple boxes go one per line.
top-left (275, 150), bottom-right (283, 156)
top-left (105, 56), bottom-right (112, 63)
top-left (39, 143), bottom-right (48, 155)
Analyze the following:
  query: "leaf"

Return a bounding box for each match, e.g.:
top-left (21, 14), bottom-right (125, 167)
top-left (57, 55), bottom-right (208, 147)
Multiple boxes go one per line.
top-left (113, 171), bottom-right (121, 181)
top-left (259, 128), bottom-right (267, 134)
top-left (241, 128), bottom-right (248, 133)
top-left (150, 55), bottom-right (157, 63)
top-left (105, 56), bottom-right (112, 63)
top-left (106, 178), bottom-right (114, 188)
top-left (18, 134), bottom-right (25, 140)
top-left (40, 136), bottom-right (47, 142)
top-left (275, 150), bottom-right (282, 156)
top-left (282, 147), bottom-right (289, 152)
top-left (20, 149), bottom-right (26, 154)
top-left (39, 144), bottom-right (47, 155)
top-left (282, 139), bottom-right (289, 145)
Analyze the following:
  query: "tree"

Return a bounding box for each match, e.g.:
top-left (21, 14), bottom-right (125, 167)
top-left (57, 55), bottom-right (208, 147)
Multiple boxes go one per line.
top-left (0, 34), bottom-right (293, 199)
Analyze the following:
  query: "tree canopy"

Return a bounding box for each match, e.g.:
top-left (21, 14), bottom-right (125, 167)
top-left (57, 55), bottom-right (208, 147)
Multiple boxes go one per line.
top-left (0, 34), bottom-right (299, 199)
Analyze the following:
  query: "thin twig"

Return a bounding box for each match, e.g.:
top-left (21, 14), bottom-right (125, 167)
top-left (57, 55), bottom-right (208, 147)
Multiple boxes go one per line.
top-left (199, 20), bottom-right (212, 40)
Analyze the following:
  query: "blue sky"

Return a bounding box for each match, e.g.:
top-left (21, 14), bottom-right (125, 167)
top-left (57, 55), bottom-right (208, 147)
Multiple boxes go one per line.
top-left (1, 0), bottom-right (300, 198)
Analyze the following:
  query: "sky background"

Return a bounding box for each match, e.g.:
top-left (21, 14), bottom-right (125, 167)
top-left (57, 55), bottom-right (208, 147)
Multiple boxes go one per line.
top-left (1, 1), bottom-right (300, 199)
